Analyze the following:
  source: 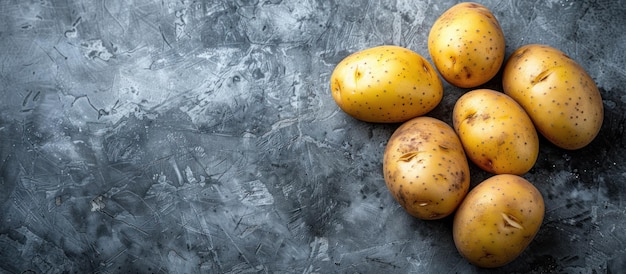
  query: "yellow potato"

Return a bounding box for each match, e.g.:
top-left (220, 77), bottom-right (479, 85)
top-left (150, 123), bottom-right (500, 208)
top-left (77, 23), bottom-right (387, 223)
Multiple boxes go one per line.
top-left (502, 44), bottom-right (604, 150)
top-left (452, 89), bottom-right (539, 175)
top-left (383, 116), bottom-right (470, 220)
top-left (428, 2), bottom-right (505, 88)
top-left (453, 174), bottom-right (544, 268)
top-left (330, 45), bottom-right (443, 123)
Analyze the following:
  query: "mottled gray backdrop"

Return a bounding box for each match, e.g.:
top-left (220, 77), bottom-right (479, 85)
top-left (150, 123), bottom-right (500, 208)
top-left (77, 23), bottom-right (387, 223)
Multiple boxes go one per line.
top-left (1, 0), bottom-right (625, 273)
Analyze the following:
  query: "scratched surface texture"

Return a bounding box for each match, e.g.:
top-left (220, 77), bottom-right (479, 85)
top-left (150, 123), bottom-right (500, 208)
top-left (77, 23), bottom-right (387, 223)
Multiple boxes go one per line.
top-left (1, 0), bottom-right (625, 273)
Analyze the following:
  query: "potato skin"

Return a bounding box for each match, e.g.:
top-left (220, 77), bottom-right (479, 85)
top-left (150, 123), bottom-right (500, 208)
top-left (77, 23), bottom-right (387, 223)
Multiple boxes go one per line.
top-left (330, 45), bottom-right (443, 123)
top-left (452, 89), bottom-right (539, 175)
top-left (453, 174), bottom-right (544, 268)
top-left (502, 44), bottom-right (604, 150)
top-left (428, 2), bottom-right (505, 88)
top-left (383, 117), bottom-right (470, 220)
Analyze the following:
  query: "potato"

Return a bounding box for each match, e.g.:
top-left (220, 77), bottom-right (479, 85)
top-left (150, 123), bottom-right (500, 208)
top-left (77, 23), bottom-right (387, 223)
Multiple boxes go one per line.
top-left (330, 45), bottom-right (443, 123)
top-left (502, 44), bottom-right (604, 150)
top-left (428, 2), bottom-right (505, 88)
top-left (452, 89), bottom-right (539, 175)
top-left (453, 174), bottom-right (544, 268)
top-left (383, 116), bottom-right (470, 220)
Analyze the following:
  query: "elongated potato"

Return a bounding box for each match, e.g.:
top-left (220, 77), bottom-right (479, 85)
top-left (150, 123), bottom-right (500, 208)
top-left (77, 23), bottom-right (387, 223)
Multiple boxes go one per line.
top-left (330, 45), bottom-right (443, 123)
top-left (502, 44), bottom-right (604, 150)
top-left (383, 116), bottom-right (470, 220)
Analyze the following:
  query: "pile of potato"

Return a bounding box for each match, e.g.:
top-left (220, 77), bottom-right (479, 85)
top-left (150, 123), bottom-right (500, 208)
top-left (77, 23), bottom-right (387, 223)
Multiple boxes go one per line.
top-left (329, 2), bottom-right (604, 268)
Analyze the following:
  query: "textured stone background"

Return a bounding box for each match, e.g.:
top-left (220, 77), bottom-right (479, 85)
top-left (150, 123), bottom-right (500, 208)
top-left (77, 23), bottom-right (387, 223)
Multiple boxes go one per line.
top-left (1, 0), bottom-right (625, 273)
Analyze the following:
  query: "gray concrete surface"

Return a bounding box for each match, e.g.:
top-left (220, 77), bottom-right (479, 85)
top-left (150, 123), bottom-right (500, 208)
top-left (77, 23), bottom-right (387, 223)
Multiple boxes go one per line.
top-left (1, 0), bottom-right (625, 273)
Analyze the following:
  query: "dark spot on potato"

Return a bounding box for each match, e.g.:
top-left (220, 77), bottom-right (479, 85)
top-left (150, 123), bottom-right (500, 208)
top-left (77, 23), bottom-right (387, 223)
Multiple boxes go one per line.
top-left (453, 170), bottom-right (466, 190)
top-left (396, 187), bottom-right (407, 207)
top-left (462, 66), bottom-right (472, 79)
top-left (482, 251), bottom-right (496, 260)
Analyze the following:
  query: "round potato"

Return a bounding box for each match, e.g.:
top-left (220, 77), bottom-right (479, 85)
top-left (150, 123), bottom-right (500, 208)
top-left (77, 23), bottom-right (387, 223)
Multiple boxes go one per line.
top-left (453, 174), bottom-right (544, 268)
top-left (330, 45), bottom-right (443, 123)
top-left (452, 89), bottom-right (539, 175)
top-left (383, 116), bottom-right (470, 220)
top-left (428, 2), bottom-right (505, 88)
top-left (502, 44), bottom-right (604, 150)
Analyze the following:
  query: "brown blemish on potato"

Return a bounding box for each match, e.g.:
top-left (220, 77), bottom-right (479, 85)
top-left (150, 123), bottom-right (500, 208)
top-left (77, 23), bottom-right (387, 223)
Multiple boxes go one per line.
top-left (463, 66), bottom-right (472, 79)
top-left (333, 79), bottom-right (342, 92)
top-left (422, 60), bottom-right (431, 75)
top-left (433, 173), bottom-right (447, 182)
top-left (396, 187), bottom-right (408, 207)
top-left (560, 52), bottom-right (572, 60)
top-left (466, 2), bottom-right (482, 9)
top-left (496, 132), bottom-right (507, 146)
top-left (450, 55), bottom-right (457, 65)
top-left (512, 48), bottom-right (530, 60)
top-left (398, 151), bottom-right (421, 162)
top-left (354, 66), bottom-right (363, 81)
top-left (465, 111), bottom-right (478, 125)
top-left (333, 79), bottom-right (343, 103)
top-left (448, 170), bottom-right (466, 191)
top-left (480, 251), bottom-right (496, 261)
